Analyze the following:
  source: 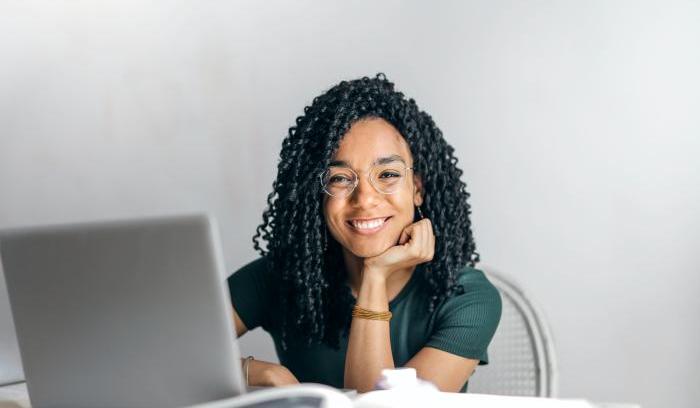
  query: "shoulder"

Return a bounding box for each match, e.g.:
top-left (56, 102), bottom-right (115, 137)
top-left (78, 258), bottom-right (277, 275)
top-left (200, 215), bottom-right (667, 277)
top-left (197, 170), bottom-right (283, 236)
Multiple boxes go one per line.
top-left (435, 265), bottom-right (502, 330)
top-left (231, 256), bottom-right (271, 275)
top-left (226, 256), bottom-right (280, 330)
top-left (228, 256), bottom-right (277, 284)
top-left (456, 266), bottom-right (501, 303)
top-left (227, 256), bottom-right (281, 294)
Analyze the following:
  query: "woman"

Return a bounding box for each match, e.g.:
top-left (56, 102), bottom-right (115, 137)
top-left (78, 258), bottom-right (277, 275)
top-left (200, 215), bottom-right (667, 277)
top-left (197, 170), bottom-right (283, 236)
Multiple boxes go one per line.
top-left (227, 74), bottom-right (501, 393)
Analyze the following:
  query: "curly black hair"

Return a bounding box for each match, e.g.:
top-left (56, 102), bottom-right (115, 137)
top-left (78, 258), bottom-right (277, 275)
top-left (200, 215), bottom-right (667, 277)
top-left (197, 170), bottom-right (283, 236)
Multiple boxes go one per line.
top-left (252, 73), bottom-right (479, 350)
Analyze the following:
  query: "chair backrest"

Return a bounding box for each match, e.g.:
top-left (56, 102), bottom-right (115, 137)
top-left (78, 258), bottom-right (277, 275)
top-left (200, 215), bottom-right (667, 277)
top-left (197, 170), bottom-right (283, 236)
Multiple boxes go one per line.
top-left (467, 268), bottom-right (558, 397)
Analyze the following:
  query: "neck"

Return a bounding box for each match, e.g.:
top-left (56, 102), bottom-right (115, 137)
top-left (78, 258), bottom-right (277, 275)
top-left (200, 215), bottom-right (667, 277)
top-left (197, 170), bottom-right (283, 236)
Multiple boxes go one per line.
top-left (342, 248), bottom-right (416, 300)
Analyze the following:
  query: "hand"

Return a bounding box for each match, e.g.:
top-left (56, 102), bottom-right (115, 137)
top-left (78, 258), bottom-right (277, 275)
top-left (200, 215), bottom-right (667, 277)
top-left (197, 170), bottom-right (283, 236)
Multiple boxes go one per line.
top-left (247, 359), bottom-right (299, 387)
top-left (363, 218), bottom-right (435, 281)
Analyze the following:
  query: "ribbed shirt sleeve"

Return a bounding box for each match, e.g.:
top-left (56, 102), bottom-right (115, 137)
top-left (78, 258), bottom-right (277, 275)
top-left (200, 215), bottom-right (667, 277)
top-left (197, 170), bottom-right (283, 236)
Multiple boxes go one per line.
top-left (226, 257), bottom-right (274, 331)
top-left (425, 268), bottom-right (502, 365)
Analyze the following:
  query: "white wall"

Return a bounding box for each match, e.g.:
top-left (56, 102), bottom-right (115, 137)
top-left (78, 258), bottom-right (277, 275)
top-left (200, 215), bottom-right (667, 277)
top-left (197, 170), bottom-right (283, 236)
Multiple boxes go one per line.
top-left (1, 1), bottom-right (698, 407)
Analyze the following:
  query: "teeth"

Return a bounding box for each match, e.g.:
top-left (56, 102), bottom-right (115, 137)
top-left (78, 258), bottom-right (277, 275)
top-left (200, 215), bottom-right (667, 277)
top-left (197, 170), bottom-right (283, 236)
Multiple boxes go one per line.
top-left (351, 218), bottom-right (386, 230)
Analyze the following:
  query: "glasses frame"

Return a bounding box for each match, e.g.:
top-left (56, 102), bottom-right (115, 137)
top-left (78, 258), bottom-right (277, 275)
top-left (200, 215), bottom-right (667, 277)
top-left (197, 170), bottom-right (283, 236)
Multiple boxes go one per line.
top-left (319, 164), bottom-right (415, 198)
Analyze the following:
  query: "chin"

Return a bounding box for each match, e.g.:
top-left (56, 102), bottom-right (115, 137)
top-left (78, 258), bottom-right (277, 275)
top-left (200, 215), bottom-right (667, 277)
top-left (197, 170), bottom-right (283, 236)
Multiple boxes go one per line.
top-left (347, 240), bottom-right (395, 259)
top-left (350, 248), bottom-right (384, 258)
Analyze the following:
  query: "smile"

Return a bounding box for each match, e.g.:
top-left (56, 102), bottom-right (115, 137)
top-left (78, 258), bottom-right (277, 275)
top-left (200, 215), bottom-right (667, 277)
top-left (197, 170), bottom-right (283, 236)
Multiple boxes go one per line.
top-left (346, 217), bottom-right (391, 234)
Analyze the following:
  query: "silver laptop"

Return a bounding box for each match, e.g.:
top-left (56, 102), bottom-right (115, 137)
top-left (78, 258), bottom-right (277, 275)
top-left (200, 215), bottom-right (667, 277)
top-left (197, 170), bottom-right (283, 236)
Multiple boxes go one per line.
top-left (0, 214), bottom-right (246, 408)
top-left (0, 261), bottom-right (24, 386)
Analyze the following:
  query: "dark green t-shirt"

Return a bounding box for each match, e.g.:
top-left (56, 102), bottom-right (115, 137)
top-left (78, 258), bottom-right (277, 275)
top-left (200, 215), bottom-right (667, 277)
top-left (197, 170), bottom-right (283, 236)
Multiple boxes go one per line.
top-left (227, 257), bottom-right (501, 392)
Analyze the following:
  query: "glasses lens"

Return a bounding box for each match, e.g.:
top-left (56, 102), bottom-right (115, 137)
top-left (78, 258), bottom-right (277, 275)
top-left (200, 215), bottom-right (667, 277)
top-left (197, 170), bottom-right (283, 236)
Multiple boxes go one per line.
top-left (371, 163), bottom-right (407, 194)
top-left (322, 167), bottom-right (356, 197)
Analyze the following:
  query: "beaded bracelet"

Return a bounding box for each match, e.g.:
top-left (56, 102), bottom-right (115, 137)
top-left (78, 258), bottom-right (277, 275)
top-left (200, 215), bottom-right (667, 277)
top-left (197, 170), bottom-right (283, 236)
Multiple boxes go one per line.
top-left (352, 305), bottom-right (393, 321)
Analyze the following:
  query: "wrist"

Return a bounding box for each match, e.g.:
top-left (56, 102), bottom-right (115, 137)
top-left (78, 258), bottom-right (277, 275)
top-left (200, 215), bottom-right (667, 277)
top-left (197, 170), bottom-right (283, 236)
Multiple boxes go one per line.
top-left (242, 356), bottom-right (254, 386)
top-left (357, 269), bottom-right (389, 310)
top-left (361, 265), bottom-right (390, 284)
top-left (246, 358), bottom-right (261, 386)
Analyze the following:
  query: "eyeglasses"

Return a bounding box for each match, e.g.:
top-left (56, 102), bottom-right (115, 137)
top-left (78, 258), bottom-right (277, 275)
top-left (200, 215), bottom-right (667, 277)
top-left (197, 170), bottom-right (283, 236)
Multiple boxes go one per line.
top-left (319, 162), bottom-right (414, 198)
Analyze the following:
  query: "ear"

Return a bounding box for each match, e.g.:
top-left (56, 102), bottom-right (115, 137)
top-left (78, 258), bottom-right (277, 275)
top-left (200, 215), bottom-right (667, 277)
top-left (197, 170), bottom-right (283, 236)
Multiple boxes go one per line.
top-left (413, 174), bottom-right (424, 207)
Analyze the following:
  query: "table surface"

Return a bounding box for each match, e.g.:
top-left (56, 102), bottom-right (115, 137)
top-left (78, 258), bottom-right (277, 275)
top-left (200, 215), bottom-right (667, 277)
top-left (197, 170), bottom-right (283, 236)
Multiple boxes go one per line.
top-left (0, 382), bottom-right (641, 408)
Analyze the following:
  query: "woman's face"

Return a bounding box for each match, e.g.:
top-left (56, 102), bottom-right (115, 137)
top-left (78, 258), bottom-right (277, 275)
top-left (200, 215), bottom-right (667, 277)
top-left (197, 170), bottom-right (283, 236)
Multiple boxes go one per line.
top-left (323, 118), bottom-right (423, 258)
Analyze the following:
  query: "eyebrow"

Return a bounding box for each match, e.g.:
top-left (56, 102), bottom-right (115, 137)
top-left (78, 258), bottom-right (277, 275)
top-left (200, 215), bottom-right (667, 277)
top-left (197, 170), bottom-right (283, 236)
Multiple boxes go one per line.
top-left (329, 154), bottom-right (407, 168)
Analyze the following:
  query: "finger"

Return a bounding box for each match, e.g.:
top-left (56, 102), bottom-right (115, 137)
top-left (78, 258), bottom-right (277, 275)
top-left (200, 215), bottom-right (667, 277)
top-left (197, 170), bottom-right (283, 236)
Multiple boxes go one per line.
top-left (398, 224), bottom-right (414, 245)
top-left (426, 222), bottom-right (435, 261)
top-left (419, 220), bottom-right (429, 258)
top-left (424, 217), bottom-right (433, 234)
top-left (425, 218), bottom-right (434, 245)
top-left (419, 219), bottom-right (433, 261)
top-left (408, 221), bottom-right (425, 257)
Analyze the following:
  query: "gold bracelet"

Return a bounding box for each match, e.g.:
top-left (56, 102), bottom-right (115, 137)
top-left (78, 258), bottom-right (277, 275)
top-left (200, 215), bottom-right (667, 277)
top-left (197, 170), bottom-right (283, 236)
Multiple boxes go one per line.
top-left (243, 356), bottom-right (254, 386)
top-left (352, 305), bottom-right (392, 321)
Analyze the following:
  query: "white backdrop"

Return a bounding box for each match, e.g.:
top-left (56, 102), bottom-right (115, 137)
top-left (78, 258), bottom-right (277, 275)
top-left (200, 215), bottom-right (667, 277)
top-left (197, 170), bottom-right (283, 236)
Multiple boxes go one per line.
top-left (1, 1), bottom-right (698, 407)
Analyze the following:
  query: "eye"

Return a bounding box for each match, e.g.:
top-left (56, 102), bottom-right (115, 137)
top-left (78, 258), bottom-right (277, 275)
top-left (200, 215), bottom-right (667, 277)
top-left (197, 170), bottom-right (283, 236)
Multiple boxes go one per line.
top-left (378, 171), bottom-right (401, 179)
top-left (329, 175), bottom-right (352, 184)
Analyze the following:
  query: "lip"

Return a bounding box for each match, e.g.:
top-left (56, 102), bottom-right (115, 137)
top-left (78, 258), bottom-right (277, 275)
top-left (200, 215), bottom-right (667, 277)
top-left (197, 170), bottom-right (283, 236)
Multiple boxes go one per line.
top-left (346, 216), bottom-right (392, 235)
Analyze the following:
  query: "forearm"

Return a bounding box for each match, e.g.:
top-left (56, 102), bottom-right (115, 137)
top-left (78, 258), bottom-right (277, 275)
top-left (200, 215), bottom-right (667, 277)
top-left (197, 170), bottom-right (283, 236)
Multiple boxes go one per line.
top-left (344, 273), bottom-right (395, 392)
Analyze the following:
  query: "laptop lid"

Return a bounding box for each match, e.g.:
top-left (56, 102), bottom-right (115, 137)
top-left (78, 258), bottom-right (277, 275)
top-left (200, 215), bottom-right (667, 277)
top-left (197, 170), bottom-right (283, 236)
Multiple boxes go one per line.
top-left (0, 261), bottom-right (24, 386)
top-left (0, 214), bottom-right (245, 408)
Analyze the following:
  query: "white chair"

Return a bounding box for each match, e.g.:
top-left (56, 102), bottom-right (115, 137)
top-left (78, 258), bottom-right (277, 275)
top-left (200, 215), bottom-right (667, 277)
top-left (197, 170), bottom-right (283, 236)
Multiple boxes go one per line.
top-left (467, 268), bottom-right (558, 397)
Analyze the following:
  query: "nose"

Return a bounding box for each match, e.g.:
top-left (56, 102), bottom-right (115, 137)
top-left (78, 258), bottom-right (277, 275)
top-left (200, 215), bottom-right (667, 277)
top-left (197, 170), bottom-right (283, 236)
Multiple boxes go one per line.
top-left (349, 175), bottom-right (381, 208)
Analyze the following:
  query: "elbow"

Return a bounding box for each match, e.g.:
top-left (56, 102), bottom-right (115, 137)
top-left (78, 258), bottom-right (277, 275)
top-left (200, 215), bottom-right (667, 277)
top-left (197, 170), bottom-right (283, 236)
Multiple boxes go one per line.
top-left (344, 374), bottom-right (380, 394)
top-left (355, 382), bottom-right (377, 394)
top-left (345, 380), bottom-right (376, 394)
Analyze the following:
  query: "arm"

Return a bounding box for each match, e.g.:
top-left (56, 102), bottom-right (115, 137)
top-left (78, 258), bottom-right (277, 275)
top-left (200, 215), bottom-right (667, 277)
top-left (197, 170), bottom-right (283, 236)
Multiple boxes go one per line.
top-left (232, 306), bottom-right (299, 386)
top-left (343, 273), bottom-right (394, 392)
top-left (405, 347), bottom-right (479, 392)
top-left (232, 307), bottom-right (248, 337)
top-left (344, 281), bottom-right (482, 392)
top-left (344, 219), bottom-right (434, 392)
top-left (407, 270), bottom-right (502, 392)
top-left (344, 219), bottom-right (490, 393)
top-left (227, 259), bottom-right (299, 386)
